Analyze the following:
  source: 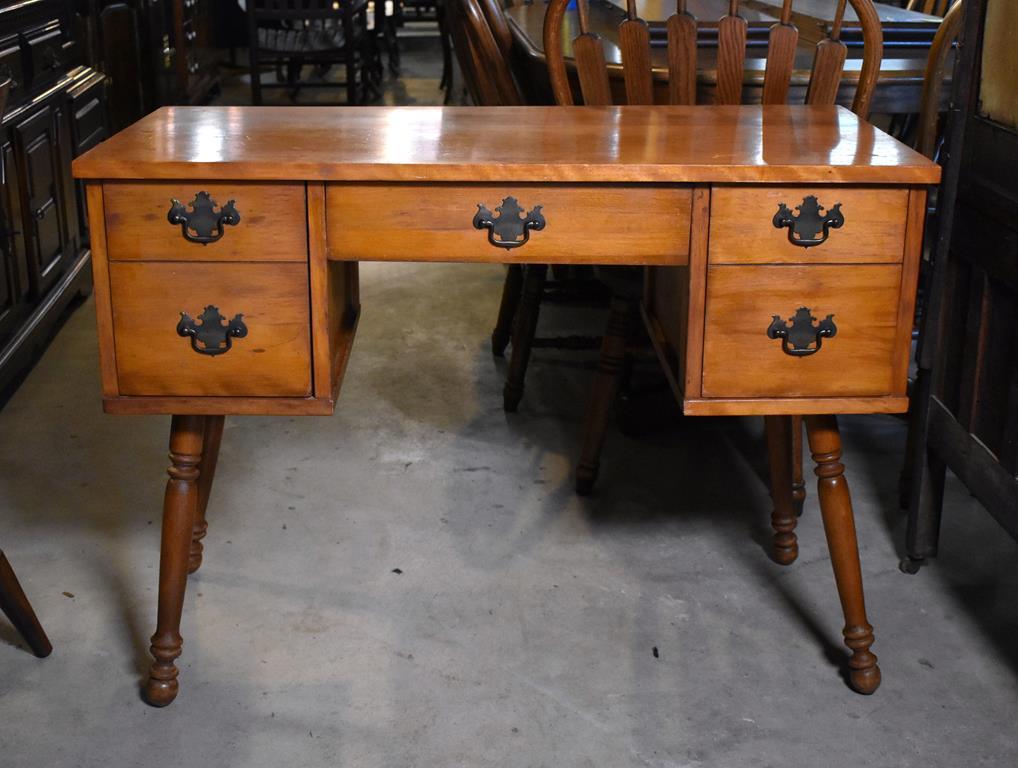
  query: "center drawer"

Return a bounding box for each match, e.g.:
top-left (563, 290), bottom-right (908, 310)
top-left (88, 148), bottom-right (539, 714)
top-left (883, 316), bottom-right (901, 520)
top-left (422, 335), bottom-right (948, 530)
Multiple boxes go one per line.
top-left (326, 183), bottom-right (693, 264)
top-left (109, 262), bottom-right (312, 397)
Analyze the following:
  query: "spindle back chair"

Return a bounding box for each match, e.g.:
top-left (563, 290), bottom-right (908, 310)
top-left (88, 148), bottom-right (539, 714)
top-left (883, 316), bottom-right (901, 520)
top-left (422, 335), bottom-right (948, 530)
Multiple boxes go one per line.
top-left (543, 0), bottom-right (883, 117)
top-left (447, 0), bottom-right (522, 106)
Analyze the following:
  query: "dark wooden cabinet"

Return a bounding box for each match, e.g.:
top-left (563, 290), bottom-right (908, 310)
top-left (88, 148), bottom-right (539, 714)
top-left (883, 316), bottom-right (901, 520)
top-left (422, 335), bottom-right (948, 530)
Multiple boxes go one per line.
top-left (78, 0), bottom-right (217, 133)
top-left (0, 0), bottom-right (107, 398)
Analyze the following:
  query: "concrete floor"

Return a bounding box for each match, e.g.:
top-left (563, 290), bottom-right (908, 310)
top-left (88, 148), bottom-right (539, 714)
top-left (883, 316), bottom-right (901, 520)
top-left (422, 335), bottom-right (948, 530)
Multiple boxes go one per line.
top-left (1, 32), bottom-right (1017, 768)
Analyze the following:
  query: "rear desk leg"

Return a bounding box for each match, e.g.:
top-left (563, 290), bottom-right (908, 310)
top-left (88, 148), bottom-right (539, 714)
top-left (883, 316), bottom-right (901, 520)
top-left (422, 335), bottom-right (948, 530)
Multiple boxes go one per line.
top-left (189, 415), bottom-right (225, 575)
top-left (764, 415), bottom-right (799, 564)
top-left (805, 414), bottom-right (881, 694)
top-left (145, 415), bottom-right (204, 707)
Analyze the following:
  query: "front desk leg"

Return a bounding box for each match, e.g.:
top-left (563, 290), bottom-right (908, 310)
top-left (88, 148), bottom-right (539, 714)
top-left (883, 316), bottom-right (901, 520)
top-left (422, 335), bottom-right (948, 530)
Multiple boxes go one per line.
top-left (189, 415), bottom-right (225, 575)
top-left (805, 414), bottom-right (881, 695)
top-left (145, 415), bottom-right (204, 707)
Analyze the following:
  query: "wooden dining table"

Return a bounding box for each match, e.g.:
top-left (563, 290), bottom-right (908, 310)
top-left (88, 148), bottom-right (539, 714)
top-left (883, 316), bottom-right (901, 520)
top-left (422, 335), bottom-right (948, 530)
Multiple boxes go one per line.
top-left (506, 0), bottom-right (945, 114)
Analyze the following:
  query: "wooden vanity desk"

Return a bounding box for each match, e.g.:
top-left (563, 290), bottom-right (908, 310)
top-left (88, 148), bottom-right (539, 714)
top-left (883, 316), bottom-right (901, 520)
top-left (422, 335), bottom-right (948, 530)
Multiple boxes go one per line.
top-left (72, 105), bottom-right (940, 706)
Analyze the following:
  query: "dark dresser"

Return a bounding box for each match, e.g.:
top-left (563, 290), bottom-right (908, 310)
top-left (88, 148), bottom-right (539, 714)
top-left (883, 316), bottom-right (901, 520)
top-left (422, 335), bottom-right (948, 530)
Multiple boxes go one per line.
top-left (0, 0), bottom-right (106, 396)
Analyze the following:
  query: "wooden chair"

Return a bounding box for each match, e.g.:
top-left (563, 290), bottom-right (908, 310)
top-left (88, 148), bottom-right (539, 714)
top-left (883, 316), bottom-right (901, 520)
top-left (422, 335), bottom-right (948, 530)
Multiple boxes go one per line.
top-left (0, 77), bottom-right (52, 660)
top-left (544, 0), bottom-right (883, 556)
top-left (448, 0), bottom-right (608, 413)
top-left (246, 0), bottom-right (374, 106)
top-left (907, 0), bottom-right (953, 16)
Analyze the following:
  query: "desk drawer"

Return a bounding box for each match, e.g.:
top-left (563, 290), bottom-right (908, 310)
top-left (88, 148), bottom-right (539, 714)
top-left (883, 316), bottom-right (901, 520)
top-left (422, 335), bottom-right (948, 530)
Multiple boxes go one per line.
top-left (326, 184), bottom-right (692, 265)
top-left (110, 262), bottom-right (312, 397)
top-left (709, 187), bottom-right (909, 265)
top-left (104, 182), bottom-right (307, 262)
top-left (701, 264), bottom-right (905, 398)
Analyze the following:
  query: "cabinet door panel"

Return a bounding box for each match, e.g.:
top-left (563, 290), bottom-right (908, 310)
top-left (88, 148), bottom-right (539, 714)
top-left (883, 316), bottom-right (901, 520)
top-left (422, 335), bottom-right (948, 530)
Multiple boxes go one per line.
top-left (0, 142), bottom-right (29, 343)
top-left (15, 106), bottom-right (70, 297)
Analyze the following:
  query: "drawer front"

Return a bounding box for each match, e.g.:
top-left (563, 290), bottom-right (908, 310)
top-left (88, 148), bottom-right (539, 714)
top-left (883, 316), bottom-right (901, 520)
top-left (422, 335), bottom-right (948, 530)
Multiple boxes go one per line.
top-left (110, 262), bottom-right (312, 397)
top-left (326, 184), bottom-right (692, 265)
top-left (25, 23), bottom-right (64, 86)
top-left (701, 264), bottom-right (905, 399)
top-left (709, 187), bottom-right (909, 265)
top-left (104, 182), bottom-right (307, 262)
top-left (0, 36), bottom-right (25, 99)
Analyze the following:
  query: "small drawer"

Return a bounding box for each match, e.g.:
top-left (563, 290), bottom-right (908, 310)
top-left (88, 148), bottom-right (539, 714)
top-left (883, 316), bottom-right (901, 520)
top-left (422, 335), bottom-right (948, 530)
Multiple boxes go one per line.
top-left (326, 184), bottom-right (692, 265)
top-left (0, 36), bottom-right (25, 97)
top-left (104, 182), bottom-right (307, 262)
top-left (701, 264), bottom-right (905, 399)
top-left (110, 262), bottom-right (312, 397)
top-left (709, 186), bottom-right (909, 265)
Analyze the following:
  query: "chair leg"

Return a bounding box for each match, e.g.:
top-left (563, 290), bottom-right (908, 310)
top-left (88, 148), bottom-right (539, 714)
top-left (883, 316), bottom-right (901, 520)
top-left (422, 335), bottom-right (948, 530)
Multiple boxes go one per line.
top-left (764, 415), bottom-right (799, 565)
top-left (791, 415), bottom-right (806, 516)
top-left (503, 264), bottom-right (547, 412)
top-left (492, 264), bottom-right (524, 357)
top-left (805, 414), bottom-right (881, 695)
top-left (145, 415), bottom-right (204, 707)
top-left (575, 294), bottom-right (639, 495)
top-left (0, 551), bottom-right (52, 658)
top-left (189, 415), bottom-right (225, 575)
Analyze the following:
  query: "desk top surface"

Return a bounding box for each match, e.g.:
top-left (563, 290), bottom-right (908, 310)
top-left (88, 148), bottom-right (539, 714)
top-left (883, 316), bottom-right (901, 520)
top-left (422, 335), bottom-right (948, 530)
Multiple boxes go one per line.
top-left (73, 105), bottom-right (940, 185)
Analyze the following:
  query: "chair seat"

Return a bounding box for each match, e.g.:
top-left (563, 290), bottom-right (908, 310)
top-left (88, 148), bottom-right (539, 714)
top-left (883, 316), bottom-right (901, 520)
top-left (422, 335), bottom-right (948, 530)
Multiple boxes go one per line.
top-left (257, 24), bottom-right (346, 54)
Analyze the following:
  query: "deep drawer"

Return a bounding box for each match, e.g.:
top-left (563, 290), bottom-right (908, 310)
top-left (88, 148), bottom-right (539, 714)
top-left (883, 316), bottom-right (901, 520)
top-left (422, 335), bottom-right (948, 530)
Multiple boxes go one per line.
top-left (709, 186), bottom-right (909, 265)
top-left (701, 264), bottom-right (907, 399)
top-left (110, 262), bottom-right (312, 397)
top-left (326, 184), bottom-right (693, 265)
top-left (104, 182), bottom-right (307, 262)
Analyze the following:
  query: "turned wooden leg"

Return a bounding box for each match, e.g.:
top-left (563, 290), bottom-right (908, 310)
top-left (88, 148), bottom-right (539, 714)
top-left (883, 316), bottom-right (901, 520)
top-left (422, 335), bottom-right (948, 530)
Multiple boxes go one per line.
top-left (575, 294), bottom-right (638, 495)
top-left (145, 415), bottom-right (204, 707)
top-left (503, 264), bottom-right (547, 412)
top-left (805, 414), bottom-right (881, 695)
top-left (491, 264), bottom-right (524, 357)
top-left (189, 415), bottom-right (225, 575)
top-left (764, 416), bottom-right (799, 565)
top-left (791, 415), bottom-right (806, 517)
top-left (0, 551), bottom-right (52, 658)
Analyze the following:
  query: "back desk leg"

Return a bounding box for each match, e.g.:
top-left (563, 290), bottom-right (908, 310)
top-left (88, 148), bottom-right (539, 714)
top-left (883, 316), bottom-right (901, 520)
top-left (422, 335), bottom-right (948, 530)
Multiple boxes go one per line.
top-left (805, 414), bottom-right (881, 695)
top-left (189, 415), bottom-right (226, 575)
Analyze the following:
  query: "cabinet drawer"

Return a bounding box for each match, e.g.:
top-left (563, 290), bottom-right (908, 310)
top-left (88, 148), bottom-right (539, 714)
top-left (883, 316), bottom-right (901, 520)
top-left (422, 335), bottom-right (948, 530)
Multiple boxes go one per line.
top-left (326, 184), bottom-right (692, 265)
top-left (709, 187), bottom-right (909, 265)
top-left (110, 262), bottom-right (312, 397)
top-left (701, 265), bottom-right (905, 399)
top-left (104, 182), bottom-right (307, 262)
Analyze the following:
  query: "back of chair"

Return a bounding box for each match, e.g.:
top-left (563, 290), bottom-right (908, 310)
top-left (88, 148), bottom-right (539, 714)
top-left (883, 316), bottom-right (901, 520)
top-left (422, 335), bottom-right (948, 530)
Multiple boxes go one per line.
top-left (916, 0), bottom-right (963, 158)
top-left (448, 0), bottom-right (523, 105)
top-left (543, 0), bottom-right (883, 118)
top-left (907, 0), bottom-right (953, 17)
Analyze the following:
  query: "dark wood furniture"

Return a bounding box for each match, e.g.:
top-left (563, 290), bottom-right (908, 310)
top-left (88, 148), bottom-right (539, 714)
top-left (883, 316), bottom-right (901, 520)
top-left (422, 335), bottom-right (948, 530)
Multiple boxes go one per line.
top-left (78, 1), bottom-right (218, 133)
top-left (0, 0), bottom-right (106, 399)
top-left (73, 104), bottom-right (938, 705)
top-left (506, 0), bottom-right (944, 114)
top-left (902, 0), bottom-right (1018, 571)
top-left (246, 0), bottom-right (375, 106)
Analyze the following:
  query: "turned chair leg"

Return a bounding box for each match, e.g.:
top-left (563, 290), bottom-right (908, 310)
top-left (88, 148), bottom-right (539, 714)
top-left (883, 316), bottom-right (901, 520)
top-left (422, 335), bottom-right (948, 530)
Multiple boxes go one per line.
top-left (0, 551), bottom-right (52, 658)
top-left (189, 415), bottom-right (225, 575)
top-left (805, 414), bottom-right (881, 695)
top-left (791, 415), bottom-right (806, 516)
top-left (145, 414), bottom-right (204, 707)
top-left (764, 416), bottom-right (799, 564)
top-left (575, 294), bottom-right (639, 495)
top-left (491, 264), bottom-right (524, 357)
top-left (503, 264), bottom-right (547, 412)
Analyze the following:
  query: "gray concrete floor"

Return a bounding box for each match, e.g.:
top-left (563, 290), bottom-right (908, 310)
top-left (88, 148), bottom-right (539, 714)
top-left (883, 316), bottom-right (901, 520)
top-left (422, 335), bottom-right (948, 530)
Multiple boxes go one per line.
top-left (1, 31), bottom-right (1017, 768)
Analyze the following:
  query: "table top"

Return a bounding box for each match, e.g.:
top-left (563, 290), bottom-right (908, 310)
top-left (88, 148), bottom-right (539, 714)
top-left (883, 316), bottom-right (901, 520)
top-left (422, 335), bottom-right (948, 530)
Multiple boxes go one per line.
top-left (73, 105), bottom-right (939, 185)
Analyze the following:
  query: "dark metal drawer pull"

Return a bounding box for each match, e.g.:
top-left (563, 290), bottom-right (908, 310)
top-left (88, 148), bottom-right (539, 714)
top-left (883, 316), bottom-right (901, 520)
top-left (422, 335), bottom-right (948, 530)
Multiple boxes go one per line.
top-left (167, 192), bottom-right (241, 245)
top-left (177, 305), bottom-right (248, 356)
top-left (766, 307), bottom-right (837, 357)
top-left (772, 195), bottom-right (844, 248)
top-left (472, 196), bottom-right (545, 250)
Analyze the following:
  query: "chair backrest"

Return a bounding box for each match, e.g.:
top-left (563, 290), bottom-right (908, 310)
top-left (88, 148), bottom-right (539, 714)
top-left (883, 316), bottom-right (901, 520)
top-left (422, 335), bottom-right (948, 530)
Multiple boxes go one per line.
top-left (916, 1), bottom-right (963, 158)
top-left (448, 0), bottom-right (523, 106)
top-left (907, 0), bottom-right (953, 17)
top-left (543, 0), bottom-right (883, 118)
